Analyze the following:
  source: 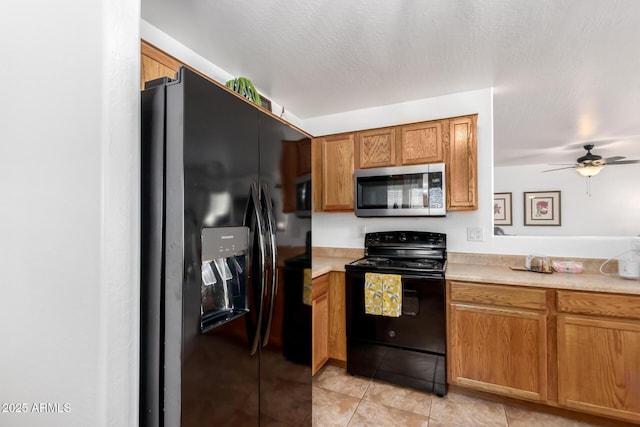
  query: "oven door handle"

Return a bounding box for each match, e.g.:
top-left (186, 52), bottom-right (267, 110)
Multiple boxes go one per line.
top-left (396, 274), bottom-right (444, 281)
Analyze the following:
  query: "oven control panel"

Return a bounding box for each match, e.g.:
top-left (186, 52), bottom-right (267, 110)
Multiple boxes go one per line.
top-left (364, 231), bottom-right (446, 248)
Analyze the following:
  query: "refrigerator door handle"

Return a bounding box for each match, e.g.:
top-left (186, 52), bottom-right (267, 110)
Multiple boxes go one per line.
top-left (260, 184), bottom-right (278, 347)
top-left (243, 181), bottom-right (266, 356)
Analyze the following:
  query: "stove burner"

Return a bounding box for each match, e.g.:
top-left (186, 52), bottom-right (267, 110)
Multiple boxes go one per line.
top-left (352, 257), bottom-right (389, 266)
top-left (400, 259), bottom-right (440, 269)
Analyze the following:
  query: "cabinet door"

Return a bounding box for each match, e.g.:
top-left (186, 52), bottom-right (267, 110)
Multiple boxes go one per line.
top-left (449, 303), bottom-right (547, 401)
top-left (356, 128), bottom-right (396, 168)
top-left (446, 115), bottom-right (477, 210)
top-left (557, 315), bottom-right (640, 423)
top-left (397, 121), bottom-right (443, 165)
top-left (296, 138), bottom-right (312, 175)
top-left (312, 275), bottom-right (330, 375)
top-left (280, 141), bottom-right (298, 213)
top-left (320, 134), bottom-right (355, 211)
top-left (328, 272), bottom-right (347, 363)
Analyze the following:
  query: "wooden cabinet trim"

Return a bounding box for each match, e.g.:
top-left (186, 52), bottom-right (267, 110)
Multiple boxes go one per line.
top-left (450, 303), bottom-right (543, 320)
top-left (312, 137), bottom-right (322, 212)
top-left (559, 314), bottom-right (640, 332)
top-left (312, 292), bottom-right (329, 375)
top-left (562, 400), bottom-right (640, 423)
top-left (455, 378), bottom-right (542, 402)
top-left (557, 290), bottom-right (640, 320)
top-left (142, 40), bottom-right (183, 71)
top-left (545, 289), bottom-right (558, 403)
top-left (312, 273), bottom-right (329, 300)
top-left (328, 272), bottom-right (347, 362)
top-left (450, 281), bottom-right (547, 311)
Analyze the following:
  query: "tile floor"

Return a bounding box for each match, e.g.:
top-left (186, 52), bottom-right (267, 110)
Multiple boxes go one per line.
top-left (312, 365), bottom-right (603, 427)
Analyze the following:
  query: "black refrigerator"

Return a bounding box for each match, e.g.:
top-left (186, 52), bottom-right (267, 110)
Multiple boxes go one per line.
top-left (140, 67), bottom-right (312, 426)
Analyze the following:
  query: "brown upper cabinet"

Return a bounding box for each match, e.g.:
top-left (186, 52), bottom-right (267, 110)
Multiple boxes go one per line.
top-left (355, 127), bottom-right (396, 169)
top-left (314, 114), bottom-right (478, 212)
top-left (312, 133), bottom-right (355, 212)
top-left (355, 120), bottom-right (445, 169)
top-left (445, 115), bottom-right (478, 211)
top-left (280, 138), bottom-right (312, 213)
top-left (397, 120), bottom-right (444, 165)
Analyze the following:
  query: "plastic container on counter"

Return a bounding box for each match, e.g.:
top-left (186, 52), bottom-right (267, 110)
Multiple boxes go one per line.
top-left (551, 260), bottom-right (584, 274)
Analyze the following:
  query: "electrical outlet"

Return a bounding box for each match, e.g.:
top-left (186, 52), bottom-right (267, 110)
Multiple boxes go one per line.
top-left (467, 227), bottom-right (483, 242)
top-left (358, 225), bottom-right (367, 237)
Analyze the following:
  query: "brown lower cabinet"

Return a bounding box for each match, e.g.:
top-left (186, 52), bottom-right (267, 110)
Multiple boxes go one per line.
top-left (448, 281), bottom-right (640, 424)
top-left (448, 281), bottom-right (548, 402)
top-left (312, 272), bottom-right (347, 375)
top-left (327, 272), bottom-right (347, 362)
top-left (311, 273), bottom-right (329, 375)
top-left (557, 291), bottom-right (640, 423)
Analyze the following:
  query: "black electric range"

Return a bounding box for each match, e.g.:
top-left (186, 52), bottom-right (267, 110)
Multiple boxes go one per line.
top-left (345, 231), bottom-right (447, 396)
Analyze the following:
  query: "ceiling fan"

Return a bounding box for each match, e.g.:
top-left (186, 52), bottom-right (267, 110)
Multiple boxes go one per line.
top-left (543, 144), bottom-right (640, 177)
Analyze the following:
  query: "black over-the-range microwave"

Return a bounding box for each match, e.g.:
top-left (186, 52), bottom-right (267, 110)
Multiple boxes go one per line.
top-left (295, 173), bottom-right (311, 217)
top-left (354, 164), bottom-right (446, 217)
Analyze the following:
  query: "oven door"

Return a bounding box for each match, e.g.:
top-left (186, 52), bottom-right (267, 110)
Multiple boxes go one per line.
top-left (346, 272), bottom-right (445, 354)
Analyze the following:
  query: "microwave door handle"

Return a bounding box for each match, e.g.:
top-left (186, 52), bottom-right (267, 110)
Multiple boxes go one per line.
top-left (422, 174), bottom-right (430, 208)
top-left (260, 184), bottom-right (277, 348)
top-left (242, 182), bottom-right (266, 356)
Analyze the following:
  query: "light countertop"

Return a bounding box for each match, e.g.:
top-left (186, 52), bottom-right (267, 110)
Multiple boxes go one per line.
top-left (311, 256), bottom-right (640, 295)
top-left (311, 256), bottom-right (359, 279)
top-left (445, 262), bottom-right (640, 295)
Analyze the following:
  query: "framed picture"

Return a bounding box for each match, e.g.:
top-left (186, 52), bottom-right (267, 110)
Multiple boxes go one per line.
top-left (493, 192), bottom-right (512, 226)
top-left (524, 191), bottom-right (561, 226)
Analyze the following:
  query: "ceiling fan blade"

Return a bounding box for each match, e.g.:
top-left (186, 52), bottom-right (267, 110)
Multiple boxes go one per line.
top-left (606, 160), bottom-right (640, 165)
top-left (542, 166), bottom-right (576, 172)
top-left (603, 156), bottom-right (625, 163)
top-left (548, 163), bottom-right (577, 166)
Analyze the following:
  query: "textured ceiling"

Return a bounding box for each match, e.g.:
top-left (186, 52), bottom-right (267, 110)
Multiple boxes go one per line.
top-left (142, 0), bottom-right (640, 166)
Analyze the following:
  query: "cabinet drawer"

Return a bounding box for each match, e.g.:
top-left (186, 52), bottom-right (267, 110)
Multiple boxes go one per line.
top-left (449, 281), bottom-right (547, 311)
top-left (312, 273), bottom-right (329, 300)
top-left (557, 291), bottom-right (640, 320)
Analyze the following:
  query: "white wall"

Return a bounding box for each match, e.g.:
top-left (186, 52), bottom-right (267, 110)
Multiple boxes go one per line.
top-left (306, 89), bottom-right (638, 259)
top-left (495, 164), bottom-right (640, 236)
top-left (0, 1), bottom-right (139, 426)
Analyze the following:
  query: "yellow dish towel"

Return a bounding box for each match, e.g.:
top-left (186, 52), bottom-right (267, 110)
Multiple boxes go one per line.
top-left (364, 273), bottom-right (402, 317)
top-left (302, 268), bottom-right (312, 306)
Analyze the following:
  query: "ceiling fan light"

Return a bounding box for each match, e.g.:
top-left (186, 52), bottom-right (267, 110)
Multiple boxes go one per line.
top-left (576, 165), bottom-right (604, 177)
